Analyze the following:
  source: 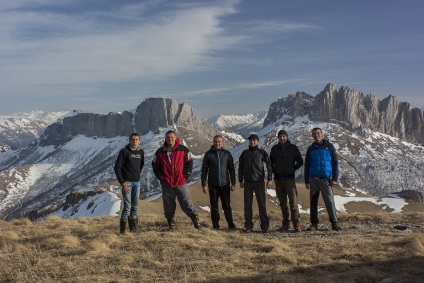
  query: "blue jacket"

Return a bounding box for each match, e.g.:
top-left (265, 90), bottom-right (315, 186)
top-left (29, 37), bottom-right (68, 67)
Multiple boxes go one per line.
top-left (304, 139), bottom-right (338, 184)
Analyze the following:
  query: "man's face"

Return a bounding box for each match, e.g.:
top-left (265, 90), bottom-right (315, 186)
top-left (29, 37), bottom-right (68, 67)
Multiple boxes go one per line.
top-left (129, 135), bottom-right (140, 149)
top-left (249, 138), bottom-right (259, 147)
top-left (165, 132), bottom-right (177, 147)
top-left (311, 129), bottom-right (323, 143)
top-left (213, 137), bottom-right (224, 149)
top-left (278, 134), bottom-right (288, 144)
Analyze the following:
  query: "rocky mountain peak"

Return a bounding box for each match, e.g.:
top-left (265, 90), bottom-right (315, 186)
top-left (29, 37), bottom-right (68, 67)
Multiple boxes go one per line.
top-left (264, 84), bottom-right (424, 145)
top-left (38, 97), bottom-right (221, 148)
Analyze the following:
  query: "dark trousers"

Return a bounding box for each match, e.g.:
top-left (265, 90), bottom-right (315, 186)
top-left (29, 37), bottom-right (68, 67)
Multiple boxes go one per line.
top-left (275, 179), bottom-right (299, 224)
top-left (244, 181), bottom-right (269, 231)
top-left (161, 184), bottom-right (198, 219)
top-left (209, 185), bottom-right (235, 229)
top-left (309, 178), bottom-right (338, 224)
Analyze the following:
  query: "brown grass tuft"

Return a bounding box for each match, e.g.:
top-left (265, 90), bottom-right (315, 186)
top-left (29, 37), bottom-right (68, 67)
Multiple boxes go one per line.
top-left (11, 217), bottom-right (32, 226)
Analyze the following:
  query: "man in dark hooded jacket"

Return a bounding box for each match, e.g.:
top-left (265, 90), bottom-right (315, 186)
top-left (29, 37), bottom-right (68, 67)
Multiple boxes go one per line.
top-left (114, 133), bottom-right (144, 234)
top-left (270, 129), bottom-right (303, 232)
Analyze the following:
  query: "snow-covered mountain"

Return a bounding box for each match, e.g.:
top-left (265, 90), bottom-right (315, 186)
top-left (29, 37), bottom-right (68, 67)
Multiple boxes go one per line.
top-left (208, 110), bottom-right (267, 137)
top-left (0, 85), bottom-right (423, 221)
top-left (0, 98), bottom-right (236, 220)
top-left (0, 111), bottom-right (69, 148)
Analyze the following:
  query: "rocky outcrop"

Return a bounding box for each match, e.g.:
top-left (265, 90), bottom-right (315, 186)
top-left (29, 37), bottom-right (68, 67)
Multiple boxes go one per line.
top-left (264, 83), bottom-right (424, 145)
top-left (39, 98), bottom-right (220, 147)
top-left (134, 98), bottom-right (219, 141)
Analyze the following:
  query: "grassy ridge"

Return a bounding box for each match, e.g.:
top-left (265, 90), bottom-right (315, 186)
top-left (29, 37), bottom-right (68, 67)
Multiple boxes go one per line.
top-left (1, 211), bottom-right (424, 283)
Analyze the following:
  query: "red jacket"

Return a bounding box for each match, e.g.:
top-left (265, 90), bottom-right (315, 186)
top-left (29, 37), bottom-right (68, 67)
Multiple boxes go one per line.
top-left (152, 138), bottom-right (193, 187)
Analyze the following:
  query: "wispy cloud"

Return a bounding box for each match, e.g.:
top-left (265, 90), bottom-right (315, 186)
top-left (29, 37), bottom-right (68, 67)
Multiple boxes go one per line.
top-left (183, 78), bottom-right (311, 96)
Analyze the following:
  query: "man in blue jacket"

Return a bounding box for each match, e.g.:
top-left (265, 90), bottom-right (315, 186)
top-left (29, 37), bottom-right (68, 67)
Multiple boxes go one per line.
top-left (201, 135), bottom-right (236, 231)
top-left (304, 128), bottom-right (341, 231)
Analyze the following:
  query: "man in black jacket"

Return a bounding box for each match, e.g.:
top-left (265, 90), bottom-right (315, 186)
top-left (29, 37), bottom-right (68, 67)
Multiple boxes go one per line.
top-left (114, 133), bottom-right (144, 234)
top-left (270, 129), bottom-right (303, 232)
top-left (239, 134), bottom-right (272, 233)
top-left (201, 135), bottom-right (236, 231)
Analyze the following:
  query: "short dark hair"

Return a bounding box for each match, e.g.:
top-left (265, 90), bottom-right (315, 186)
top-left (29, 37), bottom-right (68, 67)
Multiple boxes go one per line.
top-left (129, 132), bottom-right (140, 139)
top-left (213, 135), bottom-right (224, 141)
top-left (165, 130), bottom-right (176, 136)
top-left (311, 127), bottom-right (322, 133)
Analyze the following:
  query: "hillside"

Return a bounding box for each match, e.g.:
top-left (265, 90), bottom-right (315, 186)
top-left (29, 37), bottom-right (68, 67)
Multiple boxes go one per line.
top-left (1, 208), bottom-right (423, 282)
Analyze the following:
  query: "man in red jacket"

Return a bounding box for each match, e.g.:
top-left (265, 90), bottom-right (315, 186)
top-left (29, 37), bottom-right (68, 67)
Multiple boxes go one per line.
top-left (152, 130), bottom-right (201, 230)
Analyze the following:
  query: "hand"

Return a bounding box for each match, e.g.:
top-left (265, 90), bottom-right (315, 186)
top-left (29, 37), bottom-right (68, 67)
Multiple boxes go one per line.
top-left (331, 181), bottom-right (338, 186)
top-left (239, 181), bottom-right (244, 189)
top-left (122, 183), bottom-right (130, 194)
top-left (266, 180), bottom-right (272, 188)
top-left (230, 185), bottom-right (236, 192)
top-left (202, 186), bottom-right (208, 194)
top-left (305, 184), bottom-right (310, 190)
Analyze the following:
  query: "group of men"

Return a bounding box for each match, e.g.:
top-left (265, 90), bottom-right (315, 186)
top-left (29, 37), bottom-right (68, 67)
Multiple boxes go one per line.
top-left (114, 127), bottom-right (341, 234)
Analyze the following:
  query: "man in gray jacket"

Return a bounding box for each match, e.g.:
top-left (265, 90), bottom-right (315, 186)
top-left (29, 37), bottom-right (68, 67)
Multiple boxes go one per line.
top-left (201, 135), bottom-right (236, 231)
top-left (239, 134), bottom-right (272, 233)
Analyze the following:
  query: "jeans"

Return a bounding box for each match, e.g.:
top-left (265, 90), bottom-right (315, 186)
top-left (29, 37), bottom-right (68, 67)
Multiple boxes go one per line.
top-left (121, 181), bottom-right (141, 220)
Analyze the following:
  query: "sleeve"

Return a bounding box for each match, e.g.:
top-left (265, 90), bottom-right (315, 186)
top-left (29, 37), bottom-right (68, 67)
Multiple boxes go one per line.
top-left (201, 152), bottom-right (209, 187)
top-left (238, 151), bottom-right (244, 183)
top-left (140, 150), bottom-right (145, 174)
top-left (262, 150), bottom-right (273, 181)
top-left (114, 149), bottom-right (125, 185)
top-left (228, 152), bottom-right (236, 186)
top-left (304, 147), bottom-right (311, 184)
top-left (294, 146), bottom-right (304, 171)
top-left (183, 149), bottom-right (193, 180)
top-left (151, 150), bottom-right (163, 181)
top-left (330, 144), bottom-right (339, 182)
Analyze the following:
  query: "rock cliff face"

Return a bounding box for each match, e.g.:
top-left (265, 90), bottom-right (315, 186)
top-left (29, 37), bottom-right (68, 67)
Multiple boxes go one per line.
top-left (264, 84), bottom-right (424, 145)
top-left (39, 98), bottom-right (220, 148)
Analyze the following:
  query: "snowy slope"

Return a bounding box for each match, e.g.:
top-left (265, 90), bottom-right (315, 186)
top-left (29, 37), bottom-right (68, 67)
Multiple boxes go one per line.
top-left (0, 110), bottom-right (69, 148)
top-left (208, 110), bottom-right (267, 137)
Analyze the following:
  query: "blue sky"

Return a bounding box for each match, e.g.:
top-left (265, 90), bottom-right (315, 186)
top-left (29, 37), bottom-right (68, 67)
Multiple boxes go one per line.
top-left (1, 0), bottom-right (423, 119)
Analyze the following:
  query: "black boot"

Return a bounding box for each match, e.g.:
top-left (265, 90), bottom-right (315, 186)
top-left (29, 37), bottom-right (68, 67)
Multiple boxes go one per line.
top-left (167, 218), bottom-right (176, 231)
top-left (128, 216), bottom-right (141, 233)
top-left (189, 214), bottom-right (202, 230)
top-left (120, 219), bottom-right (127, 234)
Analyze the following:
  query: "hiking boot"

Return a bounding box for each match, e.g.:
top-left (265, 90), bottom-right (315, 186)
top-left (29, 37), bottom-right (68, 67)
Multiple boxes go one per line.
top-left (128, 216), bottom-right (141, 233)
top-left (306, 224), bottom-right (319, 231)
top-left (244, 228), bottom-right (253, 233)
top-left (120, 219), bottom-right (127, 234)
top-left (332, 222), bottom-right (342, 231)
top-left (293, 221), bottom-right (301, 232)
top-left (167, 218), bottom-right (176, 231)
top-left (228, 225), bottom-right (237, 232)
top-left (189, 214), bottom-right (202, 230)
top-left (278, 222), bottom-right (290, 232)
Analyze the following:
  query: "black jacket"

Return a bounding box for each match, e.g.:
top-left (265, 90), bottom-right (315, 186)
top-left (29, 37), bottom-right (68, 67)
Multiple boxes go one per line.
top-left (270, 140), bottom-right (303, 180)
top-left (114, 144), bottom-right (144, 184)
top-left (238, 146), bottom-right (272, 182)
top-left (201, 147), bottom-right (235, 187)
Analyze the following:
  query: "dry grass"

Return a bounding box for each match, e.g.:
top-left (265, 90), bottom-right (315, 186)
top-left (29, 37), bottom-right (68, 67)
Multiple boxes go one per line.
top-left (1, 211), bottom-right (424, 283)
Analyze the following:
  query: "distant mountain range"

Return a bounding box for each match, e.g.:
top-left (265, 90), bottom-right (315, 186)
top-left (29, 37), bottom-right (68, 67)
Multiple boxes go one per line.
top-left (0, 111), bottom-right (69, 149)
top-left (207, 110), bottom-right (267, 137)
top-left (0, 83), bottom-right (423, 221)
